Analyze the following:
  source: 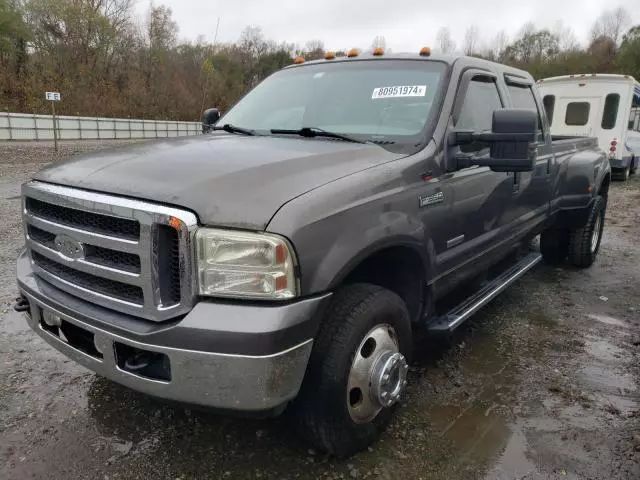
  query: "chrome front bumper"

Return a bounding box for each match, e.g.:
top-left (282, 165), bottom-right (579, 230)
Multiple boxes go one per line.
top-left (17, 251), bottom-right (327, 412)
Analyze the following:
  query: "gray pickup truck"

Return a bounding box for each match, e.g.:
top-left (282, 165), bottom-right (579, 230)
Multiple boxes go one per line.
top-left (15, 51), bottom-right (610, 456)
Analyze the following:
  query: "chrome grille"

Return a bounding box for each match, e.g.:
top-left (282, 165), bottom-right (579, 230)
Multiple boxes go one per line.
top-left (22, 181), bottom-right (198, 321)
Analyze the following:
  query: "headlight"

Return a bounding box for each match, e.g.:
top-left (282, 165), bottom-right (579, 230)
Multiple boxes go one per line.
top-left (196, 228), bottom-right (298, 299)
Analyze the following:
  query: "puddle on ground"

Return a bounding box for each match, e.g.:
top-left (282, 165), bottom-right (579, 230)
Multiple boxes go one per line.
top-left (587, 313), bottom-right (627, 328)
top-left (584, 338), bottom-right (626, 362)
top-left (485, 426), bottom-right (536, 479)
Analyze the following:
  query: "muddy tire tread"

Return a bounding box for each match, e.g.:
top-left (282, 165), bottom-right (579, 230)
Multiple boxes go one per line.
top-left (292, 283), bottom-right (410, 457)
top-left (568, 195), bottom-right (605, 268)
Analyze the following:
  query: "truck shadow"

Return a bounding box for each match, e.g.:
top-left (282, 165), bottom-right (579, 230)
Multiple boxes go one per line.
top-left (83, 265), bottom-right (560, 479)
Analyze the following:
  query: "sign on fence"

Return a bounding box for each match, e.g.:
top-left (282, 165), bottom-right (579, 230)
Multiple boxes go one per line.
top-left (45, 92), bottom-right (61, 101)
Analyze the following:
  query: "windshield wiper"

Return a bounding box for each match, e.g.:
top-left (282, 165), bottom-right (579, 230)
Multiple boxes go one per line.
top-left (270, 127), bottom-right (365, 144)
top-left (212, 124), bottom-right (258, 136)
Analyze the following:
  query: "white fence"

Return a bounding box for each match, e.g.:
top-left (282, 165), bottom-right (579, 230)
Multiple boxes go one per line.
top-left (0, 112), bottom-right (202, 141)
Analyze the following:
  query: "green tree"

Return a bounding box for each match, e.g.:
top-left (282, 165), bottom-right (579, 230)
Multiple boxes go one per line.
top-left (617, 25), bottom-right (640, 79)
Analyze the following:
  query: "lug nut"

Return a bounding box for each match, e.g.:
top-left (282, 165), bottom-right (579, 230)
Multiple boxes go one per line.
top-left (382, 373), bottom-right (389, 384)
top-left (403, 380), bottom-right (407, 387)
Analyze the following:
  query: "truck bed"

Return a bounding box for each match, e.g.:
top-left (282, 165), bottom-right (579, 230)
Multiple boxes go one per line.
top-left (551, 135), bottom-right (599, 148)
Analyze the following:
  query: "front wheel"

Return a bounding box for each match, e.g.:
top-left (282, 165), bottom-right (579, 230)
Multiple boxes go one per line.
top-left (292, 283), bottom-right (412, 457)
top-left (568, 195), bottom-right (606, 268)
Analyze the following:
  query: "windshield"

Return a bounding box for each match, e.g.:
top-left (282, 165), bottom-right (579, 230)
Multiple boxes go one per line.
top-left (218, 59), bottom-right (447, 147)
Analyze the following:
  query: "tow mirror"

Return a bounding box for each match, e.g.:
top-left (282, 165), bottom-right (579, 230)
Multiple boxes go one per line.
top-left (449, 109), bottom-right (538, 172)
top-left (202, 108), bottom-right (221, 133)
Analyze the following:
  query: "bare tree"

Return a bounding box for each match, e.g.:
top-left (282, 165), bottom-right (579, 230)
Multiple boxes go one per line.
top-left (371, 36), bottom-right (386, 51)
top-left (553, 20), bottom-right (579, 51)
top-left (436, 27), bottom-right (456, 54)
top-left (304, 39), bottom-right (325, 60)
top-left (590, 7), bottom-right (631, 46)
top-left (492, 30), bottom-right (508, 60)
top-left (463, 25), bottom-right (479, 55)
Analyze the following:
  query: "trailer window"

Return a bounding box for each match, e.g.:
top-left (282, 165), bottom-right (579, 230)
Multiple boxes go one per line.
top-left (543, 95), bottom-right (555, 126)
top-left (565, 102), bottom-right (590, 126)
top-left (630, 108), bottom-right (640, 132)
top-left (601, 94), bottom-right (620, 129)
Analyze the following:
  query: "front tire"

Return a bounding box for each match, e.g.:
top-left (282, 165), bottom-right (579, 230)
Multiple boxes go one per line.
top-left (568, 195), bottom-right (606, 268)
top-left (292, 283), bottom-right (412, 457)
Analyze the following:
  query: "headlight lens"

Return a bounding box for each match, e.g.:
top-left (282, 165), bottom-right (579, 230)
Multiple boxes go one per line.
top-left (196, 228), bottom-right (298, 299)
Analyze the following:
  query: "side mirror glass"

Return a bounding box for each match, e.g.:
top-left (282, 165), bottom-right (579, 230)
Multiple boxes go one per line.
top-left (202, 108), bottom-right (221, 133)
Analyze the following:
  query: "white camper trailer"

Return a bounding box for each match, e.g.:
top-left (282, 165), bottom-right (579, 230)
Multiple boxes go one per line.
top-left (537, 74), bottom-right (640, 180)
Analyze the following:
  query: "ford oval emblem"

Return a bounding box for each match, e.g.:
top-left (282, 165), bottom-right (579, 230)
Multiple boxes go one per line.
top-left (54, 235), bottom-right (84, 260)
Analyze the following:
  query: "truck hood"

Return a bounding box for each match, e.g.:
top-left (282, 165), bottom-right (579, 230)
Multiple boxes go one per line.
top-left (34, 134), bottom-right (402, 229)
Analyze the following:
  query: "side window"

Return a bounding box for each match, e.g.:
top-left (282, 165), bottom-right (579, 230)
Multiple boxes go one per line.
top-left (543, 95), bottom-right (555, 126)
top-left (565, 102), bottom-right (590, 126)
top-left (601, 94), bottom-right (620, 129)
top-left (630, 107), bottom-right (640, 132)
top-left (507, 84), bottom-right (543, 140)
top-left (456, 78), bottom-right (502, 152)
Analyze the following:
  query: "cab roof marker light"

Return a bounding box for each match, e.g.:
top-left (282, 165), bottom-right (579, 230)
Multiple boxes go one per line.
top-left (372, 47), bottom-right (384, 56)
top-left (325, 51), bottom-right (336, 60)
top-left (294, 56), bottom-right (305, 64)
top-left (419, 47), bottom-right (431, 57)
top-left (347, 48), bottom-right (359, 58)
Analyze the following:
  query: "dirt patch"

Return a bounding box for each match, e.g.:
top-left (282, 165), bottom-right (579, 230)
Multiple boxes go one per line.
top-left (0, 144), bottom-right (639, 479)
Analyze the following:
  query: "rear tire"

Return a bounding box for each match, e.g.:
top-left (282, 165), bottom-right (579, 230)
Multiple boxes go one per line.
top-left (540, 228), bottom-right (569, 265)
top-left (614, 166), bottom-right (630, 181)
top-left (567, 195), bottom-right (606, 268)
top-left (292, 283), bottom-right (412, 457)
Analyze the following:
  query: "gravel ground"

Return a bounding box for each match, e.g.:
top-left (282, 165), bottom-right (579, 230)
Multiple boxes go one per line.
top-left (0, 141), bottom-right (639, 480)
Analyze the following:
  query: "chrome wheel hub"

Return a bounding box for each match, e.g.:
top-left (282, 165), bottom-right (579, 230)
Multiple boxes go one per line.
top-left (370, 351), bottom-right (408, 407)
top-left (347, 324), bottom-right (408, 424)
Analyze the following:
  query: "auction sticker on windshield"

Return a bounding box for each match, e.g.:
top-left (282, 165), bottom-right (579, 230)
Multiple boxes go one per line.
top-left (372, 85), bottom-right (427, 99)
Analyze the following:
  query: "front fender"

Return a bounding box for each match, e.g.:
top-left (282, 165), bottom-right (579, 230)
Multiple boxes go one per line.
top-left (266, 156), bottom-right (438, 295)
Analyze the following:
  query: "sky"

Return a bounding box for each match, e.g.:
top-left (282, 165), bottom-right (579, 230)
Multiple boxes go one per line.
top-left (133, 0), bottom-right (640, 52)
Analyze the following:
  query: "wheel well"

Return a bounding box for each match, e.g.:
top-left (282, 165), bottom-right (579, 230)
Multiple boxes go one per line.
top-left (598, 173), bottom-right (611, 198)
top-left (341, 247), bottom-right (426, 323)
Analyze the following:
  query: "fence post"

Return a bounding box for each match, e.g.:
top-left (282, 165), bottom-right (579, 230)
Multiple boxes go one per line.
top-left (128, 117), bottom-right (132, 139)
top-left (154, 120), bottom-right (158, 138)
top-left (50, 101), bottom-right (58, 152)
top-left (96, 118), bottom-right (100, 140)
top-left (33, 114), bottom-right (39, 140)
top-left (6, 112), bottom-right (13, 140)
top-left (78, 117), bottom-right (83, 140)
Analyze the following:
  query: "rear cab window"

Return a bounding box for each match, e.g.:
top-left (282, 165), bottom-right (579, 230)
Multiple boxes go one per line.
top-left (543, 95), bottom-right (555, 126)
top-left (506, 80), bottom-right (544, 142)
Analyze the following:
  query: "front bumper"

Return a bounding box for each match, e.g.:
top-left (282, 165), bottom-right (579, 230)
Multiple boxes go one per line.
top-left (17, 251), bottom-right (330, 411)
